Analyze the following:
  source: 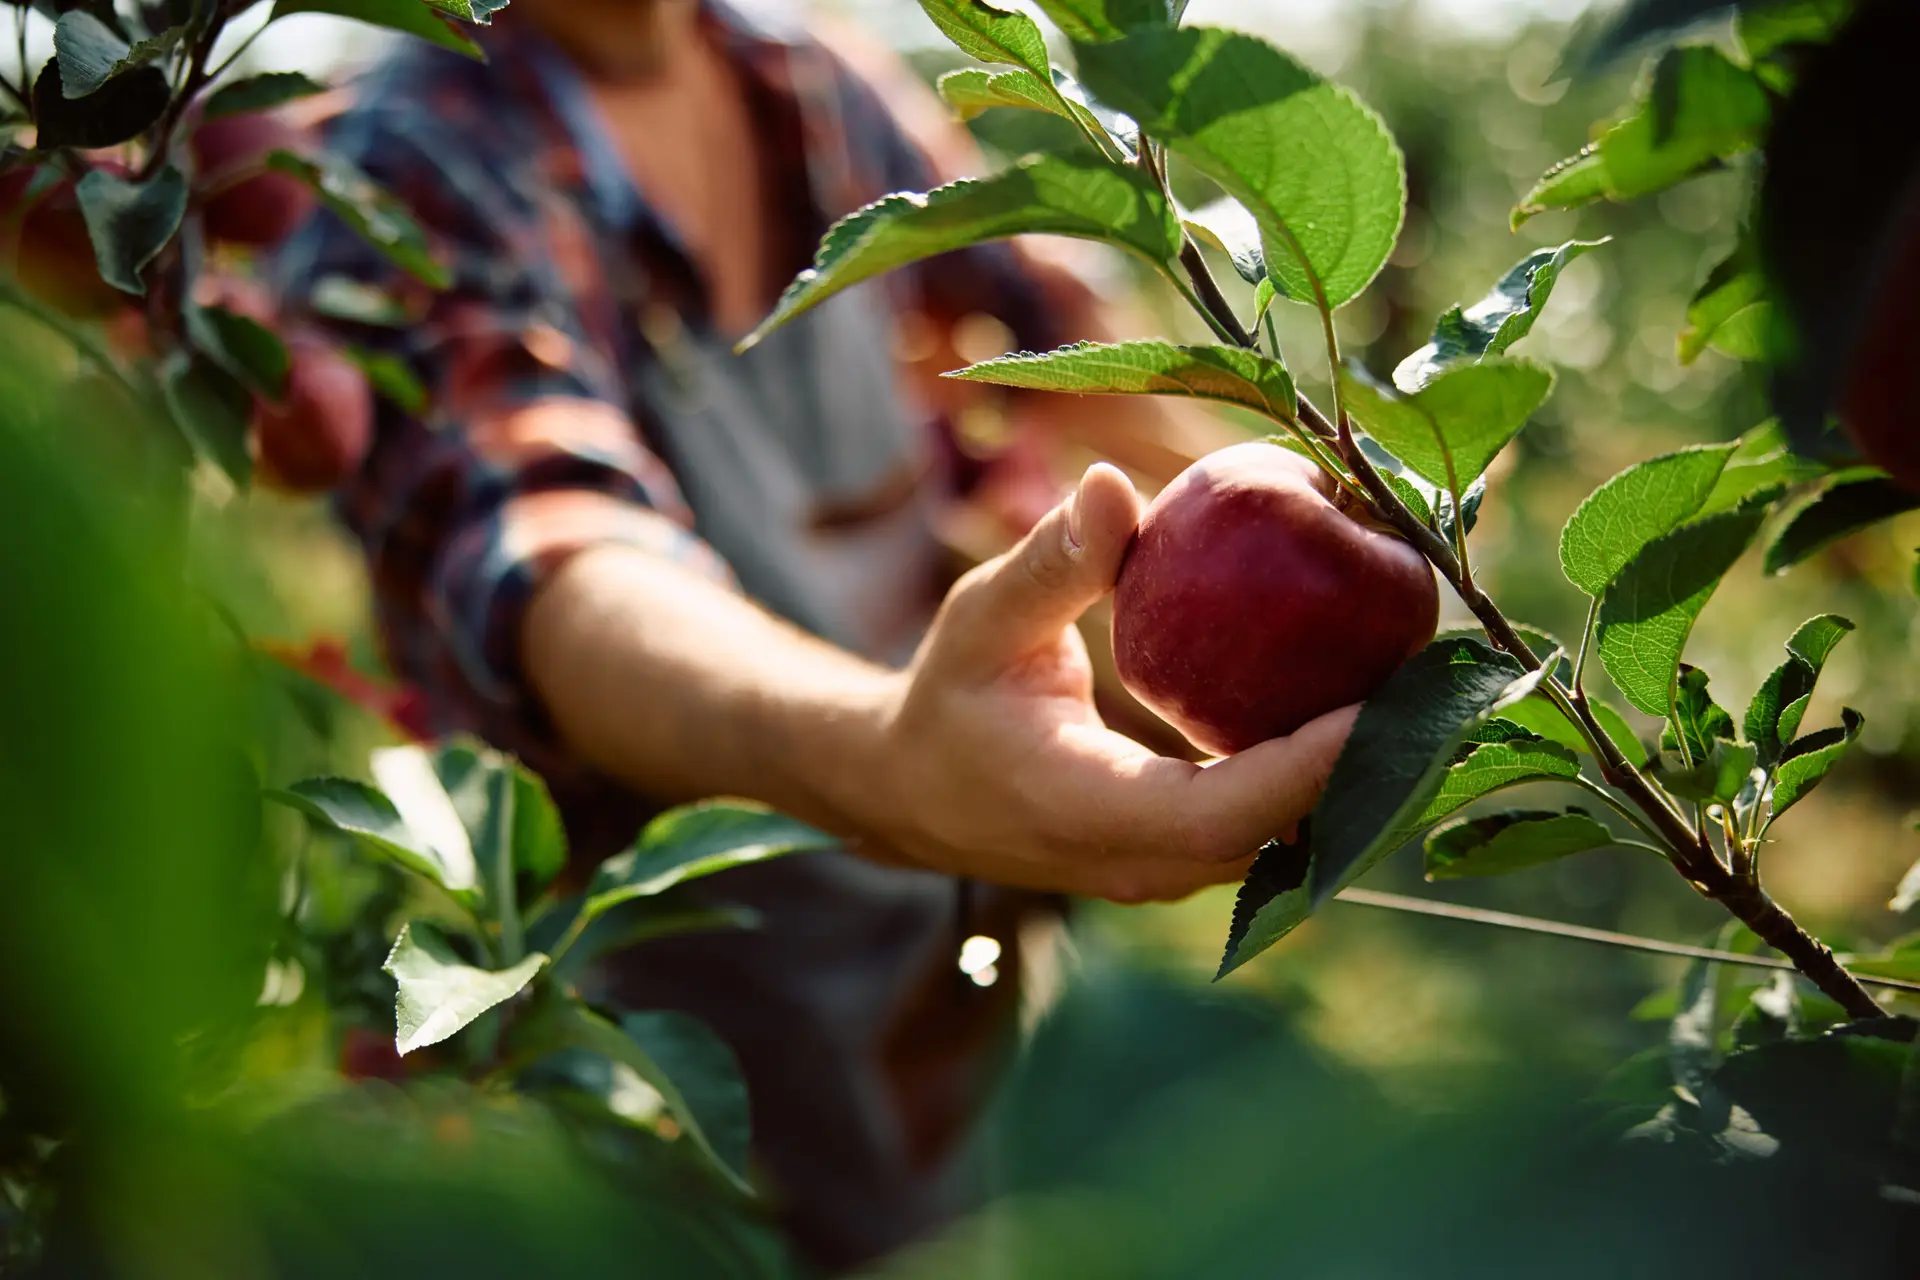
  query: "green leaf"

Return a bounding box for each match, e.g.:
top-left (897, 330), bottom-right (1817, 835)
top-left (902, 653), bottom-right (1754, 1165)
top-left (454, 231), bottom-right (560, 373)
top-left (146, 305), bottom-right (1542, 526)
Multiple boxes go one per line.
top-left (1768, 708), bottom-right (1863, 820)
top-left (1511, 147), bottom-right (1608, 229)
top-left (743, 154), bottom-right (1179, 350)
top-left (1218, 639), bottom-right (1550, 976)
top-left (1655, 737), bottom-right (1758, 806)
top-left (1498, 695), bottom-right (1650, 769)
top-left (1560, 443), bottom-right (1738, 596)
top-left (1662, 664), bottom-right (1736, 765)
top-left (310, 274), bottom-right (410, 327)
top-left (915, 0), bottom-right (1053, 77)
top-left (430, 741), bottom-right (568, 891)
top-left (1307, 639), bottom-right (1549, 905)
top-left (162, 356), bottom-right (254, 488)
top-left (347, 346), bottom-right (429, 415)
top-left (75, 164), bottom-right (185, 296)
top-left (32, 58), bottom-right (169, 149)
top-left (1424, 808), bottom-right (1621, 880)
top-left (622, 1011), bottom-right (751, 1185)
top-left (202, 71), bottom-right (329, 120)
top-left (1697, 422), bottom-right (1828, 516)
top-left (1744, 614), bottom-right (1853, 765)
top-left (1763, 476), bottom-right (1920, 574)
top-left (1670, 952), bottom-right (1720, 1096)
top-left (948, 340), bottom-right (1295, 422)
top-left (1075, 26), bottom-right (1404, 309)
top-left (188, 304), bottom-right (290, 400)
top-left (1739, 0), bottom-right (1853, 87)
top-left (1184, 195), bottom-right (1265, 285)
top-left (419, 0), bottom-right (509, 22)
top-left (53, 13), bottom-right (179, 99)
top-left (1034, 0), bottom-right (1179, 40)
top-left (1597, 507), bottom-right (1765, 717)
top-left (1338, 358), bottom-right (1554, 496)
top-left (1513, 46), bottom-right (1769, 223)
top-left (1217, 823), bottom-right (1314, 980)
top-left (270, 0), bottom-right (484, 60)
top-left (266, 149), bottom-right (451, 289)
top-left (576, 801), bottom-right (834, 936)
top-left (1415, 735), bottom-right (1583, 827)
top-left (383, 921), bottom-right (546, 1055)
top-left (1678, 240), bottom-right (1768, 365)
top-left (508, 1001), bottom-right (754, 1191)
top-left (1393, 240), bottom-right (1606, 391)
top-left (266, 774), bottom-right (480, 893)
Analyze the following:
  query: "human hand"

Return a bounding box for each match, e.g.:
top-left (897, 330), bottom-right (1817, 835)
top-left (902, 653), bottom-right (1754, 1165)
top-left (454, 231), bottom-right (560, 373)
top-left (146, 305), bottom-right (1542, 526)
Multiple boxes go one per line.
top-left (862, 463), bottom-right (1357, 903)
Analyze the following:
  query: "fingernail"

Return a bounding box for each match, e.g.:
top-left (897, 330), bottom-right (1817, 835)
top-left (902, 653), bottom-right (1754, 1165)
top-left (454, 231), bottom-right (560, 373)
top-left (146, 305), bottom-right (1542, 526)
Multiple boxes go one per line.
top-left (1064, 480), bottom-right (1086, 555)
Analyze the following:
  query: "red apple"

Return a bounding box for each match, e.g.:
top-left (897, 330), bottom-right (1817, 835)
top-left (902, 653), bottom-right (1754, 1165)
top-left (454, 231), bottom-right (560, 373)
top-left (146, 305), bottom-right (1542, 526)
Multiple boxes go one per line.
top-left (1112, 442), bottom-right (1439, 755)
top-left (1839, 201), bottom-right (1920, 492)
top-left (252, 335), bottom-right (373, 492)
top-left (190, 111), bottom-right (316, 248)
top-left (1, 164), bottom-right (132, 318)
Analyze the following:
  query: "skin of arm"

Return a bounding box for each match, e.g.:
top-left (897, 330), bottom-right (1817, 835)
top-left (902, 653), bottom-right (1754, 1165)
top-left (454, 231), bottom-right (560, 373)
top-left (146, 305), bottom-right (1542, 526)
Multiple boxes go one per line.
top-left (524, 464), bottom-right (1355, 903)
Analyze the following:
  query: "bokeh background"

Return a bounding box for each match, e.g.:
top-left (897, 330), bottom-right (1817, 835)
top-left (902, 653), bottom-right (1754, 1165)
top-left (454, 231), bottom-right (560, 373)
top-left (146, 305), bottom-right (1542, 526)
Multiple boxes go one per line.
top-left (4, 1), bottom-right (1916, 1275)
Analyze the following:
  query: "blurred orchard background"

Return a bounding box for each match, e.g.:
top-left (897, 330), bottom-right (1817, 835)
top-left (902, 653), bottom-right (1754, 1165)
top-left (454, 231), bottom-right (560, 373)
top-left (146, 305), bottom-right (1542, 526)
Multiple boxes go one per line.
top-left (4, 0), bottom-right (1916, 1274)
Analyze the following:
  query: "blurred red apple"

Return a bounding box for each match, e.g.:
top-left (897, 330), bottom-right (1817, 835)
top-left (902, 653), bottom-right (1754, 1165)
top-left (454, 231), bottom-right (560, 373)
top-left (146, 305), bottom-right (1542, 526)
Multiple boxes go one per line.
top-left (253, 335), bottom-right (373, 492)
top-left (1839, 202), bottom-right (1920, 492)
top-left (1112, 442), bottom-right (1439, 756)
top-left (190, 111), bottom-right (316, 248)
top-left (1, 163), bottom-right (132, 318)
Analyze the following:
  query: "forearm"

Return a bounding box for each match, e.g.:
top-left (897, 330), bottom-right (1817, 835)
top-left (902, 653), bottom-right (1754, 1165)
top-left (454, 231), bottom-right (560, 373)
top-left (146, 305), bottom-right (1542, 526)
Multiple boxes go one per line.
top-left (521, 540), bottom-right (896, 837)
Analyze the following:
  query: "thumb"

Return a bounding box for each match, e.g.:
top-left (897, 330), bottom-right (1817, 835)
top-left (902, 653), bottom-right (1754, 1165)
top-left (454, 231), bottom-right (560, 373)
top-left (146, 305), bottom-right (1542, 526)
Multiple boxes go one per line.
top-left (941, 462), bottom-right (1141, 676)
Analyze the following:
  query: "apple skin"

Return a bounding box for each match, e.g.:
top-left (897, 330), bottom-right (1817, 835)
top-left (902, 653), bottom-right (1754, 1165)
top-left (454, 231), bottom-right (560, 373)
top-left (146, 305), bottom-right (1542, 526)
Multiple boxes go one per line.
top-left (1839, 201), bottom-right (1920, 492)
top-left (1, 165), bottom-right (133, 318)
top-left (190, 112), bottom-right (316, 248)
top-left (252, 336), bottom-right (374, 493)
top-left (1112, 442), bottom-right (1439, 756)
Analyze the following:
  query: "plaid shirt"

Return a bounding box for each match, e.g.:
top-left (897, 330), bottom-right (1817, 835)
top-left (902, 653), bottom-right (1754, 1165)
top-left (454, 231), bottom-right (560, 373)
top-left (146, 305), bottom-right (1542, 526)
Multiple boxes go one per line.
top-left (274, 2), bottom-right (1062, 809)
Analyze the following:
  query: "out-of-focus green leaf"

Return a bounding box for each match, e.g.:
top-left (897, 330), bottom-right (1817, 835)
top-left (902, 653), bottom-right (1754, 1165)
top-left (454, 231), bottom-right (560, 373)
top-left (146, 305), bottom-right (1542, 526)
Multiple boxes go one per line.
top-left (1424, 808), bottom-right (1621, 880)
top-left (1744, 614), bottom-right (1853, 765)
top-left (163, 356), bottom-right (254, 488)
top-left (1763, 475), bottom-right (1920, 574)
top-left (384, 921), bottom-right (545, 1055)
top-left (575, 802), bottom-right (834, 936)
top-left (188, 305), bottom-right (290, 400)
top-left (1339, 358), bottom-right (1553, 496)
top-left (1514, 45), bottom-right (1768, 223)
top-left (266, 149), bottom-right (452, 289)
top-left (202, 71), bottom-right (328, 120)
top-left (1738, 0), bottom-right (1853, 77)
top-left (948, 340), bottom-right (1295, 422)
top-left (1768, 708), bottom-right (1862, 820)
top-left (623, 1010), bottom-right (752, 1185)
top-left (1597, 508), bottom-right (1765, 717)
top-left (268, 776), bottom-right (478, 894)
top-left (344, 345), bottom-right (429, 415)
top-left (1393, 240), bottom-right (1606, 391)
top-left (419, 0), bottom-right (509, 22)
top-left (1075, 25), bottom-right (1404, 309)
top-left (271, 0), bottom-right (484, 60)
top-left (75, 164), bottom-right (184, 296)
top-left (1679, 240), bottom-right (1769, 364)
top-left (742, 155), bottom-right (1179, 349)
top-left (1560, 443), bottom-right (1737, 596)
top-left (508, 1000), bottom-right (754, 1192)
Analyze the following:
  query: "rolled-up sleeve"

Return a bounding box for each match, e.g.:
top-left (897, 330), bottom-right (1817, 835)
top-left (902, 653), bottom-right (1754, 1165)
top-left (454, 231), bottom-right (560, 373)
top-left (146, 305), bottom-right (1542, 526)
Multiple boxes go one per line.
top-left (272, 100), bottom-right (729, 768)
